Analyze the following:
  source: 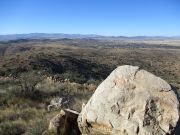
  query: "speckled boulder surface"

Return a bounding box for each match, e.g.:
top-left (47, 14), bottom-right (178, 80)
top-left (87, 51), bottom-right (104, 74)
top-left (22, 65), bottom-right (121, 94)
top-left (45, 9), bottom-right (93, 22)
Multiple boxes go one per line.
top-left (78, 65), bottom-right (179, 135)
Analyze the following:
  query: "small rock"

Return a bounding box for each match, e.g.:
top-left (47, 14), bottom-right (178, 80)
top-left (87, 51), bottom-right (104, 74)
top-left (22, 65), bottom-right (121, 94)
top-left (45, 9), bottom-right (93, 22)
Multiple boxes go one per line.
top-left (47, 97), bottom-right (71, 112)
top-left (48, 109), bottom-right (80, 135)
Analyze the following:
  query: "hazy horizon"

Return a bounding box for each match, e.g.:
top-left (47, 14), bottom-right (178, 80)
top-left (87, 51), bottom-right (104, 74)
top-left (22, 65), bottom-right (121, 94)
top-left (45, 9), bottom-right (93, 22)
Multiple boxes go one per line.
top-left (0, 32), bottom-right (180, 38)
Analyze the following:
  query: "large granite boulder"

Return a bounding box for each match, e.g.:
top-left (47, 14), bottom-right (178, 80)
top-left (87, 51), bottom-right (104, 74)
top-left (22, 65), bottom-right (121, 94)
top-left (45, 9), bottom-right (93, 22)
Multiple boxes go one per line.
top-left (78, 65), bottom-right (180, 135)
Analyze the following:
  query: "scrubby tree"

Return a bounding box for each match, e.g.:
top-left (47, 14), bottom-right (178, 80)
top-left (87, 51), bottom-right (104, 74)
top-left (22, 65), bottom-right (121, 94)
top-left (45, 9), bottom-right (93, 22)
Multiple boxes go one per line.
top-left (18, 71), bottom-right (43, 93)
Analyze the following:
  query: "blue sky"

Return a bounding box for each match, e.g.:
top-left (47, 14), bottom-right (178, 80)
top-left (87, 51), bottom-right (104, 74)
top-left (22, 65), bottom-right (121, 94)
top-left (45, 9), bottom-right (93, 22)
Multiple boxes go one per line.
top-left (0, 0), bottom-right (180, 36)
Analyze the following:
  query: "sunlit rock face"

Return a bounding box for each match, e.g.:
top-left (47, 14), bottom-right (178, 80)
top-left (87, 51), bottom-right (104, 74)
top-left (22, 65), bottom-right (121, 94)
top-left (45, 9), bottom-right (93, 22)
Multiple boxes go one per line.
top-left (78, 65), bottom-right (180, 135)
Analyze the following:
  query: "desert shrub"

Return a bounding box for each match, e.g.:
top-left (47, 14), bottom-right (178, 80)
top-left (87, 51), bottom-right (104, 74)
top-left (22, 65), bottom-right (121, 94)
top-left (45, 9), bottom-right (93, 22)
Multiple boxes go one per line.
top-left (61, 71), bottom-right (86, 83)
top-left (0, 107), bottom-right (45, 123)
top-left (19, 108), bottom-right (45, 122)
top-left (0, 119), bottom-right (26, 135)
top-left (31, 57), bottom-right (63, 74)
top-left (87, 78), bottom-right (96, 84)
top-left (18, 71), bottom-right (43, 93)
top-left (0, 108), bottom-right (18, 122)
top-left (70, 98), bottom-right (86, 112)
top-left (6, 97), bottom-right (35, 108)
top-left (87, 78), bottom-right (102, 85)
top-left (25, 119), bottom-right (48, 135)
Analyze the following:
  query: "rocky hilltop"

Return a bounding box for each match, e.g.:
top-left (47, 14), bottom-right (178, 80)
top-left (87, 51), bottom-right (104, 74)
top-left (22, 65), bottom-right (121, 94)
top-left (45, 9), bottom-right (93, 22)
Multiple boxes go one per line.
top-left (47, 65), bottom-right (179, 135)
top-left (78, 65), bottom-right (180, 135)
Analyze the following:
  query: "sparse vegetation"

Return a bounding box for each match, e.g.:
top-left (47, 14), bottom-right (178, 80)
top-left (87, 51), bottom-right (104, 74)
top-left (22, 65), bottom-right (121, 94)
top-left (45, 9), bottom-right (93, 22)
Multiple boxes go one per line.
top-left (0, 39), bottom-right (179, 134)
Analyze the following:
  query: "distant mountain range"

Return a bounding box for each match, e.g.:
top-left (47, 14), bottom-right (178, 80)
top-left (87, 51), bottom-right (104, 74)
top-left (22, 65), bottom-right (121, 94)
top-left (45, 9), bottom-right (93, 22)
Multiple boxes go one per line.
top-left (0, 33), bottom-right (180, 41)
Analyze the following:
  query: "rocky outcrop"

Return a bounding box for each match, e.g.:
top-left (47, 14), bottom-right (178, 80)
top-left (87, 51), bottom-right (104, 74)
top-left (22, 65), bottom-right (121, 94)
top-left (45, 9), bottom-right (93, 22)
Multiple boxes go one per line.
top-left (78, 65), bottom-right (180, 135)
top-left (48, 109), bottom-right (80, 135)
